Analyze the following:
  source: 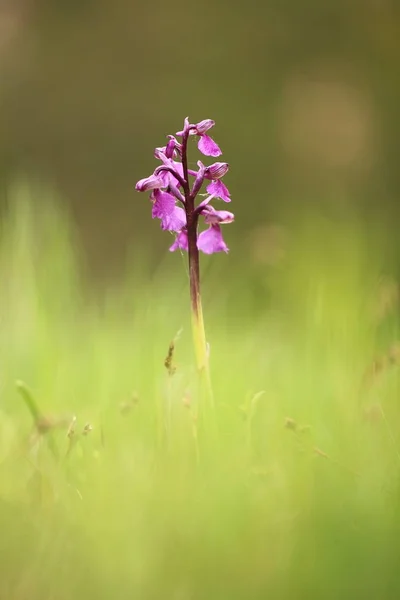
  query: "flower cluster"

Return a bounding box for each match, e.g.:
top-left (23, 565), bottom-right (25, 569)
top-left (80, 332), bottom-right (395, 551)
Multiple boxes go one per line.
top-left (135, 117), bottom-right (234, 254)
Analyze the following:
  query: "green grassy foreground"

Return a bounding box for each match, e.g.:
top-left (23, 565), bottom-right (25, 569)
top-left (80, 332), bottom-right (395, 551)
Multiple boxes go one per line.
top-left (1, 183), bottom-right (400, 599)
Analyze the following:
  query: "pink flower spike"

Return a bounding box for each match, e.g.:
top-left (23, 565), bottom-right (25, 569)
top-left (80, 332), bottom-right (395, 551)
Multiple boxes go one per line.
top-left (197, 225), bottom-right (228, 254)
top-left (206, 180), bottom-right (231, 202)
top-left (198, 134), bottom-right (222, 157)
top-left (170, 230), bottom-right (188, 252)
top-left (135, 116), bottom-right (232, 258)
top-left (135, 174), bottom-right (165, 192)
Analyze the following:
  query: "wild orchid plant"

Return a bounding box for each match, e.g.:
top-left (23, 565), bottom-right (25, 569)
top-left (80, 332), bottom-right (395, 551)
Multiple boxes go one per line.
top-left (135, 117), bottom-right (233, 380)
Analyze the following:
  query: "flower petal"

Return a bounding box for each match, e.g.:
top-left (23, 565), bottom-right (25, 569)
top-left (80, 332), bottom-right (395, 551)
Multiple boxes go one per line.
top-left (197, 225), bottom-right (228, 254)
top-left (204, 162), bottom-right (229, 180)
top-left (172, 161), bottom-right (185, 181)
top-left (151, 189), bottom-right (174, 218)
top-left (170, 230), bottom-right (188, 252)
top-left (135, 174), bottom-right (165, 192)
top-left (206, 180), bottom-right (231, 202)
top-left (197, 194), bottom-right (217, 211)
top-left (194, 119), bottom-right (215, 135)
top-left (198, 134), bottom-right (222, 157)
top-left (152, 190), bottom-right (186, 231)
top-left (154, 146), bottom-right (166, 160)
top-left (202, 206), bottom-right (234, 225)
top-left (165, 206), bottom-right (186, 231)
top-left (167, 135), bottom-right (182, 155)
top-left (165, 137), bottom-right (176, 159)
top-left (155, 160), bottom-right (185, 187)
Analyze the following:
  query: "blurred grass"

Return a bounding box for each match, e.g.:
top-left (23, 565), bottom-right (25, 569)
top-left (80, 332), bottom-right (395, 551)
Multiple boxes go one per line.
top-left (1, 181), bottom-right (400, 599)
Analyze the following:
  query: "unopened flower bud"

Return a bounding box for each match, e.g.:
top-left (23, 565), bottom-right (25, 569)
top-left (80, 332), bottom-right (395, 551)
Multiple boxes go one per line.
top-left (165, 137), bottom-right (176, 159)
top-left (191, 161), bottom-right (206, 198)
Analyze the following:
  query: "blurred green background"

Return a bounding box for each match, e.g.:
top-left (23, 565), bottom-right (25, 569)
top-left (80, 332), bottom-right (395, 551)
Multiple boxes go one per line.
top-left (1, 0), bottom-right (399, 281)
top-left (3, 4), bottom-right (400, 598)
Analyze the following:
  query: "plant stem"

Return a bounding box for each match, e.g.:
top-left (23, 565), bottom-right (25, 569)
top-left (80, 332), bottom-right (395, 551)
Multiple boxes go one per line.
top-left (187, 219), bottom-right (214, 409)
top-left (187, 217), bottom-right (207, 367)
top-left (181, 131), bottom-right (213, 407)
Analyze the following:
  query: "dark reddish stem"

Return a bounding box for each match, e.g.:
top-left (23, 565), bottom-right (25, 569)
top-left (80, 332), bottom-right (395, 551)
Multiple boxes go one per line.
top-left (181, 131), bottom-right (201, 319)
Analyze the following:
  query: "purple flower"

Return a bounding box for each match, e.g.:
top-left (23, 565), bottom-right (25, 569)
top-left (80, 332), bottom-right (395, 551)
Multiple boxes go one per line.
top-left (151, 189), bottom-right (186, 231)
top-left (135, 117), bottom-right (233, 255)
top-left (204, 162), bottom-right (229, 179)
top-left (136, 117), bottom-right (233, 372)
top-left (169, 230), bottom-right (188, 252)
top-left (176, 117), bottom-right (222, 157)
top-left (135, 174), bottom-right (165, 192)
top-left (192, 119), bottom-right (215, 135)
top-left (206, 180), bottom-right (231, 202)
top-left (204, 162), bottom-right (231, 202)
top-left (167, 202), bottom-right (234, 254)
top-left (197, 225), bottom-right (228, 254)
top-left (153, 154), bottom-right (186, 188)
top-left (168, 203), bottom-right (234, 254)
top-left (202, 205), bottom-right (234, 224)
top-left (197, 135), bottom-right (221, 157)
top-left (155, 136), bottom-right (182, 160)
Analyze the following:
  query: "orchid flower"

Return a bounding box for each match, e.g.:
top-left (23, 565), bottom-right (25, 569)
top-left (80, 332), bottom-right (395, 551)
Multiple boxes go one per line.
top-left (135, 117), bottom-right (233, 389)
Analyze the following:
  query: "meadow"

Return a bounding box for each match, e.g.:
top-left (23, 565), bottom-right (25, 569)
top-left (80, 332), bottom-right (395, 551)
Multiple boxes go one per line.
top-left (1, 182), bottom-right (400, 599)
